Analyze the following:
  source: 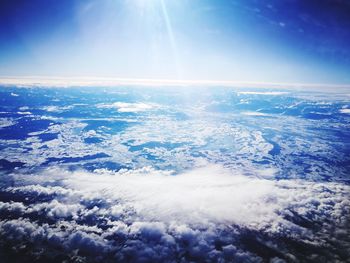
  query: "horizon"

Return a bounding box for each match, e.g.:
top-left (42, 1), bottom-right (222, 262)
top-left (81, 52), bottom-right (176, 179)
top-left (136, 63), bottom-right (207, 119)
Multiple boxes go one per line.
top-left (1, 76), bottom-right (350, 93)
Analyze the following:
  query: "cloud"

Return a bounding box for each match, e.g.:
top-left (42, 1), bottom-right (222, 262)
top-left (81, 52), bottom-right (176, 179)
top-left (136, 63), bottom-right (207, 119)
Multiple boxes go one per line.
top-left (4, 184), bottom-right (73, 197)
top-left (0, 118), bottom-right (16, 129)
top-left (241, 111), bottom-right (269, 116)
top-left (42, 105), bottom-right (73, 113)
top-left (97, 102), bottom-right (158, 113)
top-left (0, 165), bottom-right (349, 262)
top-left (1, 88), bottom-right (348, 183)
top-left (17, 111), bottom-right (32, 115)
top-left (1, 77), bottom-right (350, 93)
top-left (30, 200), bottom-right (82, 219)
top-left (237, 91), bottom-right (289, 95)
top-left (1, 86), bottom-right (350, 262)
top-left (0, 201), bottom-right (26, 215)
top-left (340, 108), bottom-right (350, 114)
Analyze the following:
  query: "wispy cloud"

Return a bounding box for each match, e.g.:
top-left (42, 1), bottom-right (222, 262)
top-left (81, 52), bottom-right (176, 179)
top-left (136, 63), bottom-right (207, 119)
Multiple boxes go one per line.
top-left (1, 76), bottom-right (350, 92)
top-left (97, 102), bottom-right (158, 113)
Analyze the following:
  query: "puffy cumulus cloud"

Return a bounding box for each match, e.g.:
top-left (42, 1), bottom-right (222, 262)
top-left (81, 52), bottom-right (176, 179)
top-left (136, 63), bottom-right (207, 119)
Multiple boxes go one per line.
top-left (0, 219), bottom-right (111, 261)
top-left (0, 201), bottom-right (26, 215)
top-left (96, 102), bottom-right (159, 113)
top-left (0, 165), bottom-right (349, 262)
top-left (30, 200), bottom-right (82, 219)
top-left (4, 184), bottom-right (73, 197)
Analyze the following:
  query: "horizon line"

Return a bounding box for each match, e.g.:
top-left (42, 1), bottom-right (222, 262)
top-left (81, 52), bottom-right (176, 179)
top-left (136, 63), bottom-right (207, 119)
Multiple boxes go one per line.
top-left (1, 76), bottom-right (350, 92)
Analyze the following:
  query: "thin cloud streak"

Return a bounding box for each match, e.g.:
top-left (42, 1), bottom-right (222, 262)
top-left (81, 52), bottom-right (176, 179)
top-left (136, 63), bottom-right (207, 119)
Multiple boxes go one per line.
top-left (1, 76), bottom-right (350, 92)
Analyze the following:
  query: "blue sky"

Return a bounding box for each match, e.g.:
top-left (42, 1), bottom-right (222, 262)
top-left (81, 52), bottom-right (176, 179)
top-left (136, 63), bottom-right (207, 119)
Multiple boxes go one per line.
top-left (1, 0), bottom-right (350, 84)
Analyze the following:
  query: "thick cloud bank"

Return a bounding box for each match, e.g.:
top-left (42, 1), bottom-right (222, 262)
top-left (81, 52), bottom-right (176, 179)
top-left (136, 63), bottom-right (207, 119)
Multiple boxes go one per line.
top-left (0, 165), bottom-right (349, 262)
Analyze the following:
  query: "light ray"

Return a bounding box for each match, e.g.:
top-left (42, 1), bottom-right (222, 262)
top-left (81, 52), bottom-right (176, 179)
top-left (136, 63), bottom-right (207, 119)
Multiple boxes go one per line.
top-left (159, 0), bottom-right (183, 80)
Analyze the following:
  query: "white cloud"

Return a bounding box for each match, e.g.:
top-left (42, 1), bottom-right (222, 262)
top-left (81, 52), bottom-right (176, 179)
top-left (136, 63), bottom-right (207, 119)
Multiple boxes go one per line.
top-left (64, 165), bottom-right (348, 233)
top-left (5, 166), bottom-right (350, 234)
top-left (42, 105), bottom-right (73, 113)
top-left (97, 102), bottom-right (158, 113)
top-left (339, 108), bottom-right (350, 114)
top-left (30, 200), bottom-right (82, 219)
top-left (241, 111), bottom-right (269, 116)
top-left (0, 118), bottom-right (16, 129)
top-left (19, 106), bottom-right (29, 111)
top-left (237, 91), bottom-right (289, 95)
top-left (0, 201), bottom-right (26, 214)
top-left (0, 165), bottom-right (349, 261)
top-left (5, 184), bottom-right (73, 197)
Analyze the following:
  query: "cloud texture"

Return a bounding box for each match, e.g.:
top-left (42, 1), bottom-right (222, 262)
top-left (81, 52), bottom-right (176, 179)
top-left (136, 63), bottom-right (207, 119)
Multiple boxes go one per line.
top-left (0, 165), bottom-right (349, 262)
top-left (1, 86), bottom-right (350, 262)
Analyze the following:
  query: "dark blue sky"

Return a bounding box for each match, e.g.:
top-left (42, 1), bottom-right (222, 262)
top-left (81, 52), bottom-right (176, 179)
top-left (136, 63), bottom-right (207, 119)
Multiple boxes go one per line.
top-left (1, 0), bottom-right (350, 84)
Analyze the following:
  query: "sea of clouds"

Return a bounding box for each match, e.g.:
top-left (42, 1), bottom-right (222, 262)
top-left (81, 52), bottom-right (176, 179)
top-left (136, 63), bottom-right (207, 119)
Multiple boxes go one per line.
top-left (1, 86), bottom-right (350, 262)
top-left (0, 164), bottom-right (349, 262)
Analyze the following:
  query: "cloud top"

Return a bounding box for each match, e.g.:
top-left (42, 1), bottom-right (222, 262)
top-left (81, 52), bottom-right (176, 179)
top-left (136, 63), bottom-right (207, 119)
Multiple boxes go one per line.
top-left (97, 102), bottom-right (157, 113)
top-left (0, 165), bottom-right (349, 262)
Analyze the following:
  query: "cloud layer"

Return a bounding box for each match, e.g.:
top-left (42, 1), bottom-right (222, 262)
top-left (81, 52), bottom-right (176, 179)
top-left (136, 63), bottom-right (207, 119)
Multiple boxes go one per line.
top-left (1, 86), bottom-right (350, 262)
top-left (0, 165), bottom-right (349, 262)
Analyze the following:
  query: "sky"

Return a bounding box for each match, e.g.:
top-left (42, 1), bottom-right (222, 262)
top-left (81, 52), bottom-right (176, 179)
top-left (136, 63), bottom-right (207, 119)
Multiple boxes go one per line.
top-left (1, 0), bottom-right (350, 85)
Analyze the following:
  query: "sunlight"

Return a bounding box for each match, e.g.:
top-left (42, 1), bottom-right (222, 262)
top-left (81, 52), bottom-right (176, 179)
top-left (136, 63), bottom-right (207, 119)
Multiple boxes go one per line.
top-left (159, 0), bottom-right (183, 79)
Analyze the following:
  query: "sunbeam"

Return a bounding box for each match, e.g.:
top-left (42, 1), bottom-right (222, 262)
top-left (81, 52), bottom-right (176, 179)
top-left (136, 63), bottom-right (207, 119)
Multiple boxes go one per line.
top-left (159, 0), bottom-right (183, 80)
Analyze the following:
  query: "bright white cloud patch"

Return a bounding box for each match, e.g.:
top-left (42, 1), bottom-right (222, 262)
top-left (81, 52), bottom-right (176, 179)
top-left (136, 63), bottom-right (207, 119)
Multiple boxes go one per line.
top-left (241, 111), bottom-right (269, 116)
top-left (0, 165), bottom-right (349, 262)
top-left (237, 91), bottom-right (289, 96)
top-left (97, 102), bottom-right (158, 112)
top-left (340, 108), bottom-right (350, 114)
